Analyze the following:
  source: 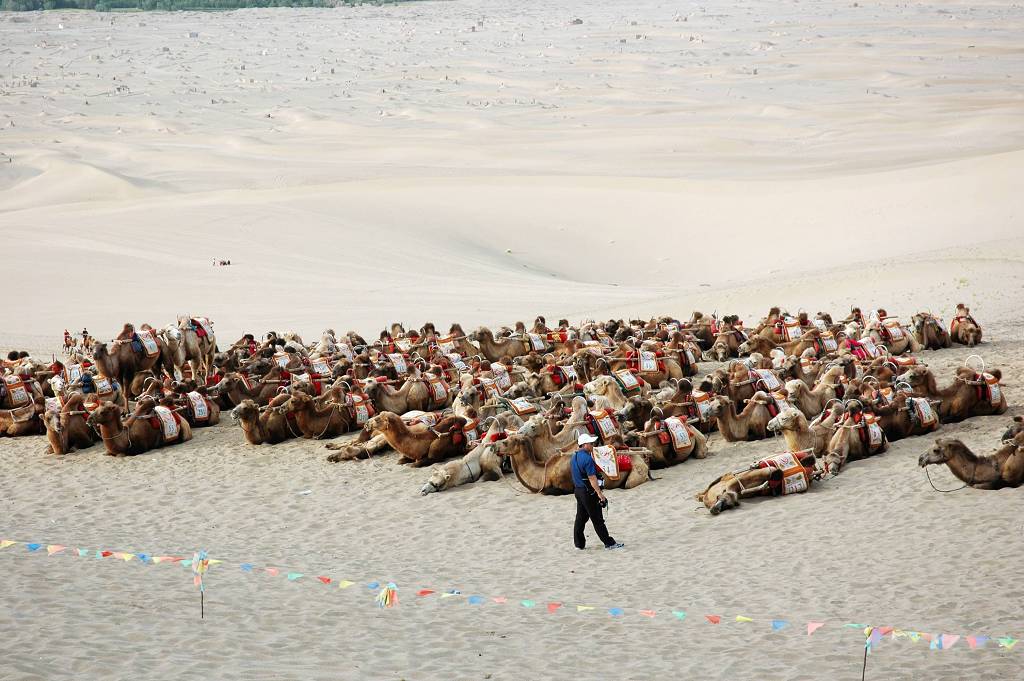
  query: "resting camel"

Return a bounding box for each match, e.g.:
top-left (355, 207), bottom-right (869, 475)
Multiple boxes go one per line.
top-left (899, 366), bottom-right (1007, 422)
top-left (470, 327), bottom-right (529, 362)
top-left (783, 370), bottom-right (843, 419)
top-left (636, 414), bottom-right (708, 467)
top-left (920, 433), bottom-right (1024, 489)
top-left (43, 392), bottom-right (95, 455)
top-left (360, 411), bottom-right (468, 466)
top-left (865, 321), bottom-right (920, 355)
top-left (911, 313), bottom-right (951, 350)
top-left (706, 393), bottom-right (773, 442)
top-left (419, 415), bottom-right (519, 495)
top-left (214, 369), bottom-right (288, 407)
top-left (870, 392), bottom-right (940, 441)
top-left (229, 394), bottom-right (296, 445)
top-left (491, 433), bottom-right (649, 494)
top-left (283, 391), bottom-right (353, 439)
top-left (86, 397), bottom-right (192, 456)
top-left (819, 404), bottom-right (888, 476)
top-left (767, 408), bottom-right (816, 457)
top-left (682, 311), bottom-right (715, 349)
top-left (361, 376), bottom-right (446, 414)
top-left (169, 389), bottom-right (221, 427)
top-left (93, 329), bottom-right (170, 399)
top-left (705, 317), bottom-right (747, 361)
top-left (949, 305), bottom-right (982, 346)
top-left (1002, 416), bottom-right (1024, 441)
top-left (738, 330), bottom-right (827, 359)
top-left (0, 401), bottom-right (42, 437)
top-left (696, 448), bottom-right (817, 515)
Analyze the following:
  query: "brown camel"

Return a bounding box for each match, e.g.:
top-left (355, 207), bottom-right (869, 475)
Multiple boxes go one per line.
top-left (871, 392), bottom-right (940, 441)
top-left (820, 405), bottom-right (888, 477)
top-left (214, 369), bottom-right (287, 407)
top-left (919, 434), bottom-right (1024, 489)
top-left (637, 415), bottom-right (708, 467)
top-left (43, 392), bottom-right (95, 455)
top-left (363, 411), bottom-right (468, 466)
top-left (706, 393), bottom-right (773, 442)
top-left (949, 305), bottom-right (982, 346)
top-left (865, 321), bottom-right (920, 355)
top-left (86, 397), bottom-right (192, 456)
top-left (738, 330), bottom-right (826, 359)
top-left (419, 415), bottom-right (518, 495)
top-left (1, 399), bottom-right (42, 437)
top-left (229, 394), bottom-right (296, 445)
top-left (174, 389), bottom-right (221, 427)
top-left (93, 327), bottom-right (170, 398)
top-left (899, 366), bottom-right (1007, 422)
top-left (696, 448), bottom-right (816, 514)
top-left (783, 370), bottom-right (843, 419)
top-left (361, 375), bottom-right (448, 413)
top-left (491, 433), bottom-right (649, 494)
top-left (911, 313), bottom-right (951, 350)
top-left (470, 327), bottom-right (529, 362)
top-left (283, 391), bottom-right (353, 439)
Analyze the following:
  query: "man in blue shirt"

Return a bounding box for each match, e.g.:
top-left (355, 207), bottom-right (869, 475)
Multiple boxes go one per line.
top-left (571, 434), bottom-right (624, 550)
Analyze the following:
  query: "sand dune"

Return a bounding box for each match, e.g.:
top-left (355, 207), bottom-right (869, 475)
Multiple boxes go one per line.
top-left (1, 1), bottom-right (1023, 679)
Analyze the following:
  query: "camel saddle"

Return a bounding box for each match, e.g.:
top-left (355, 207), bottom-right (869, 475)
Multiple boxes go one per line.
top-left (633, 350), bottom-right (662, 374)
top-left (152, 405), bottom-right (181, 442)
top-left (582, 340), bottom-right (606, 356)
top-left (546, 330), bottom-right (569, 344)
top-left (462, 418), bottom-right (480, 443)
top-left (309, 357), bottom-right (333, 376)
top-left (592, 445), bottom-right (620, 480)
top-left (401, 410), bottom-right (441, 427)
top-left (387, 353), bottom-right (409, 376)
top-left (778, 317), bottom-right (803, 342)
top-left (526, 333), bottom-right (547, 352)
top-left (753, 451), bottom-right (813, 496)
top-left (63, 363), bottom-right (85, 384)
top-left (976, 373), bottom-right (1002, 405)
top-left (491, 363), bottom-right (512, 391)
top-left (478, 377), bottom-right (502, 400)
top-left (751, 369), bottom-right (781, 392)
top-left (346, 392), bottom-right (374, 425)
top-left (504, 396), bottom-right (539, 417)
top-left (93, 376), bottom-right (114, 396)
top-left (612, 370), bottom-right (642, 396)
top-left (2, 375), bottom-right (31, 407)
top-left (768, 391), bottom-right (788, 416)
top-left (908, 397), bottom-right (937, 428)
top-left (136, 329), bottom-right (160, 357)
top-left (662, 416), bottom-right (693, 451)
top-left (186, 391), bottom-right (211, 422)
top-left (394, 338), bottom-right (413, 353)
top-left (273, 352), bottom-right (291, 369)
top-left (878, 318), bottom-right (905, 342)
top-left (691, 390), bottom-right (713, 422)
top-left (446, 353), bottom-right (470, 374)
top-left (587, 409), bottom-right (620, 442)
top-left (190, 317), bottom-right (214, 338)
top-left (434, 335), bottom-right (457, 354)
top-left (426, 376), bottom-right (449, 403)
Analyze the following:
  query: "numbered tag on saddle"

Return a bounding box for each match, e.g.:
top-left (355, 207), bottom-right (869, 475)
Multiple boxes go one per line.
top-left (492, 363), bottom-right (512, 390)
top-left (821, 331), bottom-right (838, 352)
top-left (65, 363), bottom-right (84, 384)
top-left (436, 335), bottom-right (457, 354)
top-left (753, 369), bottom-right (781, 392)
top-left (883, 319), bottom-right (905, 341)
top-left (783, 317), bottom-right (803, 341)
top-left (273, 352), bottom-right (290, 369)
top-left (154, 405), bottom-right (180, 442)
top-left (638, 351), bottom-right (658, 373)
top-left (558, 365), bottom-right (577, 382)
top-left (663, 416), bottom-right (691, 450)
top-left (186, 391), bottom-right (209, 421)
top-left (479, 377), bottom-right (501, 400)
top-left (337, 343), bottom-right (355, 361)
top-left (4, 376), bottom-right (30, 406)
top-left (859, 337), bottom-right (880, 358)
top-left (757, 452), bottom-right (809, 495)
top-left (589, 410), bottom-right (619, 440)
top-left (911, 398), bottom-right (937, 427)
top-left (692, 390), bottom-right (713, 421)
top-left (613, 370), bottom-right (641, 394)
top-left (447, 353), bottom-right (470, 374)
top-left (983, 373), bottom-right (1001, 404)
top-left (310, 358), bottom-right (332, 376)
top-left (402, 410), bottom-right (438, 427)
top-left (527, 333), bottom-right (546, 351)
top-left (348, 393), bottom-right (372, 425)
top-left (507, 397), bottom-right (538, 416)
top-left (427, 377), bottom-right (449, 402)
top-left (387, 353), bottom-right (408, 376)
top-left (394, 338), bottom-right (413, 353)
top-left (866, 415), bottom-right (884, 447)
top-left (137, 330), bottom-right (160, 357)
top-left (93, 376), bottom-right (113, 396)
top-left (592, 445), bottom-right (619, 480)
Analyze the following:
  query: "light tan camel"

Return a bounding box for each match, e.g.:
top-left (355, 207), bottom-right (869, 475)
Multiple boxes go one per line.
top-left (919, 433), bottom-right (1024, 489)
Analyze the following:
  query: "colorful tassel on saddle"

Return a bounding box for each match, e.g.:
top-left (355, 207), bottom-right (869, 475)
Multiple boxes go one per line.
top-left (376, 582), bottom-right (398, 609)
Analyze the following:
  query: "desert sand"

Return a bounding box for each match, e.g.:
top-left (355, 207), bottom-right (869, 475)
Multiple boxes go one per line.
top-left (1, 1), bottom-right (1023, 679)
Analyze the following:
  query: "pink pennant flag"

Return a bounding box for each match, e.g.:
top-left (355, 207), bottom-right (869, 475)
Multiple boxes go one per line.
top-left (265, 567), bottom-right (279, 576)
top-left (877, 626), bottom-right (894, 636)
top-left (807, 621), bottom-right (825, 636)
top-left (966, 636), bottom-right (978, 650)
top-left (940, 635), bottom-right (960, 650)
top-left (639, 610), bottom-right (656, 618)
top-left (705, 615), bottom-right (721, 625)
top-left (46, 545), bottom-right (66, 555)
top-left (547, 602), bottom-right (562, 614)
top-left (492, 597), bottom-right (507, 604)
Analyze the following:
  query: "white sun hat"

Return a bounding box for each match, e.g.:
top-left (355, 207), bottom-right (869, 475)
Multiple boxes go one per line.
top-left (577, 433), bottom-right (598, 446)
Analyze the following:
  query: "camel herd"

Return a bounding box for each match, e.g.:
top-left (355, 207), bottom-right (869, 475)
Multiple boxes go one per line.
top-left (2, 304), bottom-right (1018, 513)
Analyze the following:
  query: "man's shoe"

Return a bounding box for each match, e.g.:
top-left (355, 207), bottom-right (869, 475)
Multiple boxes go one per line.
top-left (605, 543), bottom-right (625, 550)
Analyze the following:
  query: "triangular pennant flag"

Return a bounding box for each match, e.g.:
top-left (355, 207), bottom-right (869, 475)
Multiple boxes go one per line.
top-left (907, 631), bottom-right (922, 642)
top-left (736, 616), bottom-right (753, 623)
top-left (576, 605), bottom-right (595, 612)
top-left (868, 628), bottom-right (884, 652)
top-left (639, 610), bottom-right (656, 618)
top-left (877, 626), bottom-right (894, 636)
top-left (772, 620), bottom-right (788, 631)
top-left (239, 563), bottom-right (253, 572)
top-left (208, 560), bottom-right (222, 566)
top-left (974, 635), bottom-right (990, 649)
top-left (672, 611), bottom-right (687, 621)
top-left (265, 567), bottom-right (279, 576)
top-left (966, 636), bottom-right (978, 649)
top-left (317, 576), bottom-right (331, 585)
top-left (337, 580), bottom-right (354, 589)
top-left (151, 557), bottom-right (164, 564)
top-left (492, 597), bottom-right (507, 604)
top-left (998, 637), bottom-right (1018, 650)
top-left (120, 553), bottom-right (135, 562)
top-left (164, 557), bottom-right (185, 563)
top-left (286, 573), bottom-right (303, 581)
top-left (930, 635), bottom-right (941, 650)
top-left (416, 589), bottom-right (435, 597)
top-left (0, 540), bottom-right (16, 550)
top-left (26, 543), bottom-right (42, 552)
top-left (807, 622), bottom-right (825, 636)
top-left (705, 615), bottom-right (721, 624)
top-left (521, 600), bottom-right (536, 608)
top-left (136, 554), bottom-right (150, 563)
top-left (47, 545), bottom-right (66, 555)
top-left (941, 635), bottom-right (960, 650)
top-left (366, 582), bottom-right (380, 590)
top-left (100, 550), bottom-right (113, 558)
top-left (467, 596), bottom-right (484, 605)
top-left (546, 602), bottom-right (562, 614)
top-left (77, 548), bottom-right (89, 558)
top-left (921, 633), bottom-right (934, 643)
top-left (608, 607), bottom-right (624, 617)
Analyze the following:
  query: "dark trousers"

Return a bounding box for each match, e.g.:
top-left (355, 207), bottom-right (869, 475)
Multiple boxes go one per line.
top-left (574, 487), bottom-right (615, 549)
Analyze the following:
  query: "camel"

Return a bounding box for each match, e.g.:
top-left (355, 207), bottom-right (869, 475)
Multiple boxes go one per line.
top-left (899, 366), bottom-right (1007, 422)
top-left (807, 403), bottom-right (844, 455)
top-left (949, 305), bottom-right (982, 346)
top-left (636, 414), bottom-right (708, 467)
top-left (171, 389), bottom-right (221, 427)
top-left (470, 327), bottom-right (529, 362)
top-left (0, 401), bottom-right (42, 437)
top-left (738, 330), bottom-right (827, 359)
top-left (161, 317), bottom-right (217, 382)
top-left (920, 434), bottom-right (1024, 489)
top-left (1002, 416), bottom-right (1024, 441)
top-left (419, 415), bottom-right (519, 495)
top-left (783, 369), bottom-right (843, 419)
top-left (93, 327), bottom-right (170, 398)
top-left (705, 318), bottom-right (747, 361)
top-left (911, 313), bottom-right (951, 350)
top-left (491, 433), bottom-right (649, 494)
top-left (864, 322), bottom-right (919, 355)
top-left (682, 311), bottom-right (715, 349)
top-left (767, 408), bottom-right (816, 457)
top-left (696, 447), bottom-right (817, 514)
top-left (213, 369), bottom-right (287, 407)
top-left (283, 391), bottom-right (353, 439)
top-left (820, 404), bottom-right (888, 476)
top-left (86, 397), bottom-right (192, 456)
top-left (706, 393), bottom-right (773, 442)
top-left (584, 374), bottom-right (648, 411)
top-left (361, 376), bottom-right (449, 414)
top-left (870, 392), bottom-right (940, 441)
top-left (360, 411), bottom-right (468, 467)
top-left (43, 392), bottom-right (95, 455)
top-left (779, 354), bottom-right (820, 388)
top-left (514, 400), bottom-right (591, 460)
top-left (230, 394), bottom-right (297, 445)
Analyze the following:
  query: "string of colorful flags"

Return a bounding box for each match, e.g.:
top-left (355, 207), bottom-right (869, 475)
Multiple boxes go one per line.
top-left (0, 537), bottom-right (1017, 653)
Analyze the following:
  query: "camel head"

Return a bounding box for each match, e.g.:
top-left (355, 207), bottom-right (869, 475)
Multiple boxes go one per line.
top-left (230, 399), bottom-right (259, 424)
top-left (919, 437), bottom-right (961, 467)
top-left (897, 366), bottom-right (928, 389)
top-left (767, 407), bottom-right (806, 434)
top-left (421, 465), bottom-right (452, 495)
top-left (1002, 416), bottom-right (1024, 442)
top-left (284, 391), bottom-right (315, 414)
top-left (583, 375), bottom-right (614, 398)
top-left (86, 401), bottom-right (121, 428)
top-left (709, 341), bottom-right (730, 362)
top-left (43, 408), bottom-right (62, 435)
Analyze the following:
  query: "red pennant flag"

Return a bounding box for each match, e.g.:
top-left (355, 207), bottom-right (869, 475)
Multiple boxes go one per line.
top-left (317, 576), bottom-right (331, 585)
top-left (492, 597), bottom-right (507, 604)
top-left (877, 626), bottom-right (894, 636)
top-left (265, 567), bottom-right (279, 576)
top-left (547, 602), bottom-right (562, 614)
top-left (100, 551), bottom-right (113, 558)
top-left (705, 615), bottom-right (721, 624)
top-left (417, 589), bottom-right (435, 597)
top-left (966, 636), bottom-right (978, 649)
top-left (639, 610), bottom-right (656, 618)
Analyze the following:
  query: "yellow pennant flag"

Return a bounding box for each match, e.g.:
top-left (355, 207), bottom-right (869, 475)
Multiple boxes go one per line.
top-left (576, 605), bottom-right (595, 612)
top-left (736, 616), bottom-right (754, 623)
top-left (121, 553), bottom-right (135, 562)
top-left (47, 545), bottom-right (66, 555)
top-left (151, 557), bottom-right (164, 564)
top-left (0, 540), bottom-right (16, 550)
top-left (337, 580), bottom-right (354, 589)
top-left (208, 559), bottom-right (223, 566)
